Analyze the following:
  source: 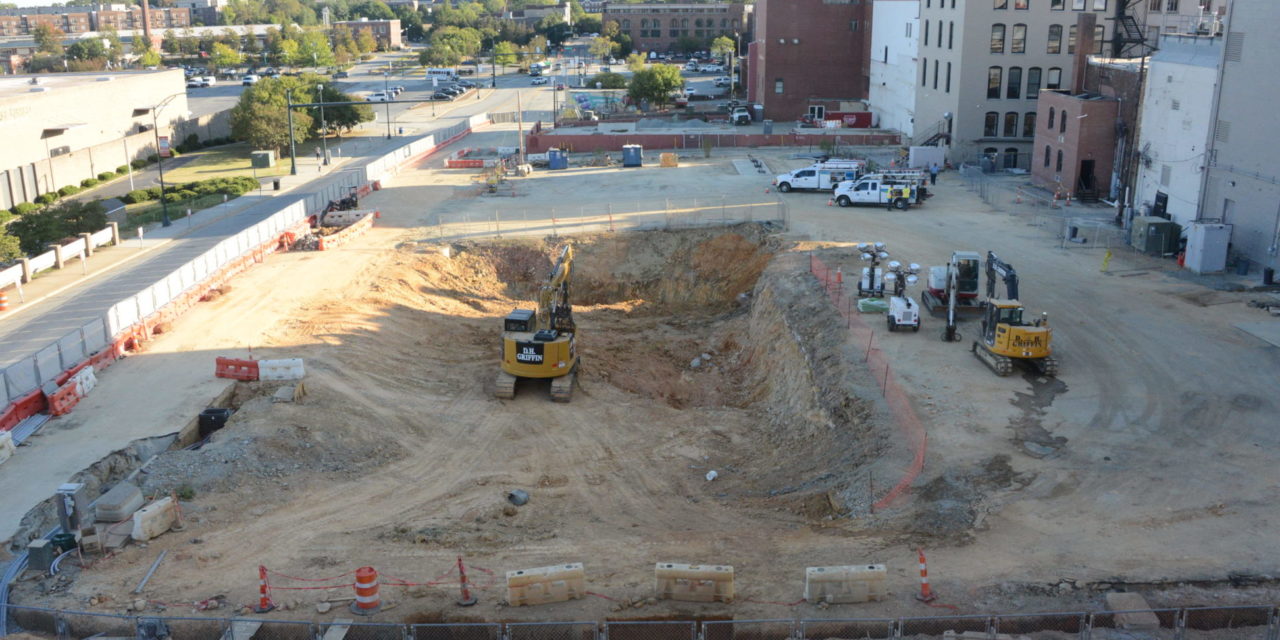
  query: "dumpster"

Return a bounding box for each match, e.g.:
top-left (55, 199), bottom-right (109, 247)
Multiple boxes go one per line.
top-left (621, 144), bottom-right (643, 167)
top-left (547, 148), bottom-right (569, 170)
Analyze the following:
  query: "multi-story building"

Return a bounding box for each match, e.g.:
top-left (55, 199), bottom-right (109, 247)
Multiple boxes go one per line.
top-left (333, 18), bottom-right (403, 51)
top-left (911, 0), bottom-right (1219, 168)
top-left (1195, 1), bottom-right (1280, 273)
top-left (603, 2), bottom-right (752, 55)
top-left (869, 0), bottom-right (920, 136)
top-left (747, 0), bottom-right (870, 120)
top-left (170, 0), bottom-right (226, 26)
top-left (0, 4), bottom-right (189, 35)
top-left (506, 3), bottom-right (571, 27)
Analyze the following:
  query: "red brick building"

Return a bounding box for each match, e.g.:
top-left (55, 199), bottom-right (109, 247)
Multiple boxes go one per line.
top-left (603, 2), bottom-right (752, 55)
top-left (0, 5), bottom-right (188, 35)
top-left (1031, 90), bottom-right (1118, 200)
top-left (333, 19), bottom-right (403, 51)
top-left (748, 0), bottom-right (871, 120)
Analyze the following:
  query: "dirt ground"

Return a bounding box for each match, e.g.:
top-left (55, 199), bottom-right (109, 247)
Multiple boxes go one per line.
top-left (10, 136), bottom-right (1280, 626)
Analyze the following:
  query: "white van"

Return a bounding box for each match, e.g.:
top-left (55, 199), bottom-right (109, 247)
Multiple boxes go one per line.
top-left (425, 68), bottom-right (457, 81)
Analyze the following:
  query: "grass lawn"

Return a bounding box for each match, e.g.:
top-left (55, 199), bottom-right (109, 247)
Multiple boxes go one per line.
top-left (161, 143), bottom-right (300, 183)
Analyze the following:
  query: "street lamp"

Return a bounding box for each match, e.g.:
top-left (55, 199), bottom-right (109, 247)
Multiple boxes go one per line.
top-left (286, 89), bottom-right (298, 176)
top-left (146, 93), bottom-right (186, 227)
top-left (317, 84), bottom-right (329, 166)
top-left (383, 71), bottom-right (392, 139)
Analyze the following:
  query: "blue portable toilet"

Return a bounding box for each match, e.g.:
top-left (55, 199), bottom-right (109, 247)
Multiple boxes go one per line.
top-left (547, 148), bottom-right (569, 170)
top-left (621, 144), bottom-right (643, 167)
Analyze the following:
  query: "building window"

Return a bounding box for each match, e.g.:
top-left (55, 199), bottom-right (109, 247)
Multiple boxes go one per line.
top-left (775, 78), bottom-right (784, 94)
top-left (1004, 148), bottom-right (1020, 169)
top-left (1048, 107), bottom-right (1055, 128)
top-left (948, 22), bottom-right (955, 48)
top-left (1026, 67), bottom-right (1042, 97)
top-left (1072, 0), bottom-right (1085, 9)
top-left (1094, 25), bottom-right (1105, 54)
top-left (1004, 112), bottom-right (1018, 137)
top-left (623, 19), bottom-right (630, 28)
top-left (722, 19), bottom-right (728, 28)
top-left (991, 24), bottom-right (1005, 53)
top-left (1056, 149), bottom-right (1064, 171)
top-left (1012, 24), bottom-right (1026, 53)
top-left (1051, 0), bottom-right (1064, 8)
top-left (1149, 0), bottom-right (1161, 8)
top-left (1023, 112), bottom-right (1037, 136)
top-left (946, 62), bottom-right (952, 92)
top-left (1044, 145), bottom-right (1052, 167)
top-left (694, 18), bottom-right (702, 27)
top-left (922, 57), bottom-right (928, 86)
top-left (925, 19), bottom-right (930, 46)
top-left (670, 18), bottom-right (678, 27)
top-left (1014, 0), bottom-right (1028, 8)
top-left (1068, 24), bottom-right (1077, 53)
top-left (1166, 0), bottom-right (1177, 9)
top-left (681, 18), bottom-right (687, 27)
top-left (641, 18), bottom-right (648, 28)
top-left (933, 59), bottom-right (939, 89)
top-left (984, 147), bottom-right (999, 161)
top-left (1094, 0), bottom-right (1107, 7)
top-left (995, 0), bottom-right (1007, 8)
top-left (851, 19), bottom-right (859, 31)
top-left (988, 66), bottom-right (1003, 98)
top-left (984, 112), bottom-right (999, 137)
top-left (1047, 67), bottom-right (1062, 89)
top-left (1061, 110), bottom-right (1068, 132)
top-left (1007, 66), bottom-right (1022, 98)
top-left (1048, 25), bottom-right (1062, 53)
top-left (884, 45), bottom-right (889, 62)
top-left (906, 22), bottom-right (912, 37)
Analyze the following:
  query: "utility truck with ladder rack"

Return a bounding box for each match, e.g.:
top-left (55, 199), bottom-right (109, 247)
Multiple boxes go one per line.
top-left (773, 159), bottom-right (865, 192)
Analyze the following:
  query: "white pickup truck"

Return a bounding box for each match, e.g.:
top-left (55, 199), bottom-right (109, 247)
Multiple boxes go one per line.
top-left (831, 173), bottom-right (923, 210)
top-left (773, 160), bottom-right (865, 192)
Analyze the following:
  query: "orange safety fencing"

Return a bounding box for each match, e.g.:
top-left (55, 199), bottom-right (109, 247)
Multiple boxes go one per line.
top-left (808, 254), bottom-right (928, 511)
top-left (46, 383), bottom-right (81, 416)
top-left (215, 357), bottom-right (259, 381)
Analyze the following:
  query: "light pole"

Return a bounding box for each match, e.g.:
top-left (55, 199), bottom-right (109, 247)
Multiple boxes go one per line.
top-left (317, 84), bottom-right (329, 166)
top-left (383, 71), bottom-right (392, 138)
top-left (286, 89), bottom-right (298, 175)
top-left (148, 93), bottom-right (186, 227)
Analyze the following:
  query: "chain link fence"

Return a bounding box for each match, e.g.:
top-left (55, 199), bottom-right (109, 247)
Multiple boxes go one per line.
top-left (432, 196), bottom-right (789, 242)
top-left (959, 165), bottom-right (1127, 251)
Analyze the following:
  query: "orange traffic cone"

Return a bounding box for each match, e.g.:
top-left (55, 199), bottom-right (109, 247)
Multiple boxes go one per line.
top-left (915, 548), bottom-right (937, 602)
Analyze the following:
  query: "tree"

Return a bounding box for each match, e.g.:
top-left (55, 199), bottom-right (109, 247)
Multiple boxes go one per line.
top-left (210, 42), bottom-right (243, 69)
top-left (588, 35), bottom-right (615, 61)
top-left (354, 28), bottom-right (378, 53)
top-left (140, 48), bottom-right (162, 67)
top-left (627, 64), bottom-right (683, 108)
top-left (418, 43), bottom-right (460, 68)
top-left (492, 40), bottom-right (518, 66)
top-left (675, 35), bottom-right (704, 55)
top-left (711, 35), bottom-right (734, 62)
top-left (574, 14), bottom-right (600, 36)
top-left (298, 29), bottom-right (336, 65)
top-left (230, 78), bottom-right (313, 153)
top-left (277, 38), bottom-right (299, 66)
top-left (32, 24), bottom-right (65, 56)
top-left (625, 52), bottom-right (645, 73)
top-left (101, 26), bottom-right (124, 63)
top-left (0, 233), bottom-right (21, 263)
top-left (431, 25), bottom-right (482, 58)
top-left (588, 71), bottom-right (626, 89)
top-left (316, 85), bottom-right (374, 133)
top-left (7, 200), bottom-right (106, 255)
top-left (66, 38), bottom-right (107, 61)
top-left (350, 0), bottom-right (395, 20)
top-left (602, 19), bottom-right (619, 39)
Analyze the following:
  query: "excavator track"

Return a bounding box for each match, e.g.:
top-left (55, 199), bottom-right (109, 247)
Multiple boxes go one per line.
top-left (549, 372), bottom-right (574, 402)
top-left (494, 371), bottom-right (517, 399)
top-left (1034, 356), bottom-right (1059, 377)
top-left (972, 341), bottom-right (1014, 376)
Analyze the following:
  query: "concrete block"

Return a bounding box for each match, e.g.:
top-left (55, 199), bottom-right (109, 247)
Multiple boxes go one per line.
top-left (804, 564), bottom-right (887, 604)
top-left (506, 563), bottom-right (585, 606)
top-left (0, 432), bottom-right (16, 466)
top-left (27, 539), bottom-right (54, 573)
top-left (654, 563), bottom-right (734, 603)
top-left (131, 497), bottom-right (176, 542)
top-left (259, 358), bottom-right (305, 381)
top-left (1105, 592), bottom-right (1161, 630)
top-left (96, 481), bottom-right (144, 523)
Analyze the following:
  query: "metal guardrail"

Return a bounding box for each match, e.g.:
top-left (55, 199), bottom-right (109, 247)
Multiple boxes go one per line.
top-left (3, 606), bottom-right (1279, 640)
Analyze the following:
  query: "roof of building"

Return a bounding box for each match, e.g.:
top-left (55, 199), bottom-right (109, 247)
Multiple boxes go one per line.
top-left (1151, 33), bottom-right (1222, 68)
top-left (0, 23), bottom-right (278, 50)
top-left (0, 69), bottom-right (177, 102)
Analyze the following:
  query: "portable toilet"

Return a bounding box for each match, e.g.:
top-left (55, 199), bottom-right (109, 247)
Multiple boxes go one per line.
top-left (621, 144), bottom-right (643, 167)
top-left (547, 148), bottom-right (569, 170)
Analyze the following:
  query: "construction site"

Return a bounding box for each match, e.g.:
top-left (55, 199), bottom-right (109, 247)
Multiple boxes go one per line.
top-left (2, 125), bottom-right (1279, 640)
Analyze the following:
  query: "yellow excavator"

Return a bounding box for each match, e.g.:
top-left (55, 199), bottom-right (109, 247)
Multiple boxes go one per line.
top-left (971, 251), bottom-right (1058, 377)
top-left (495, 245), bottom-right (579, 402)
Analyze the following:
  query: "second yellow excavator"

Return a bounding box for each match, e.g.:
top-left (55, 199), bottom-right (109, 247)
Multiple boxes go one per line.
top-left (494, 245), bottom-right (579, 402)
top-left (972, 251), bottom-right (1058, 377)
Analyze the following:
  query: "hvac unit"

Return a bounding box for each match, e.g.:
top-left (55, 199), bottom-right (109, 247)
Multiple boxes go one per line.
top-left (1130, 216), bottom-right (1181, 255)
top-left (1184, 222), bottom-right (1232, 274)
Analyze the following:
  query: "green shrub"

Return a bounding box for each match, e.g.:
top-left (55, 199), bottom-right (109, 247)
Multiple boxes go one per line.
top-left (81, 178), bottom-right (100, 188)
top-left (0, 209), bottom-right (10, 226)
top-left (131, 159), bottom-right (148, 170)
top-left (35, 193), bottom-right (59, 205)
top-left (123, 189), bottom-right (153, 204)
top-left (97, 172), bottom-right (115, 181)
top-left (58, 185), bottom-right (81, 197)
top-left (146, 153), bottom-right (159, 163)
top-left (11, 202), bottom-right (41, 216)
top-left (146, 186), bottom-right (163, 199)
top-left (115, 165), bottom-right (129, 174)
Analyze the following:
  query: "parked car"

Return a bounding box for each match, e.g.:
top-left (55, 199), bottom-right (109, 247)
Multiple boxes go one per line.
top-left (531, 77), bottom-right (549, 85)
top-left (457, 80), bottom-right (476, 88)
top-left (432, 91), bottom-right (452, 100)
top-left (186, 78), bottom-right (203, 88)
top-left (390, 85), bottom-right (406, 94)
top-left (365, 92), bottom-right (390, 102)
top-left (714, 76), bottom-right (731, 87)
top-left (201, 76), bottom-right (217, 86)
top-left (443, 86), bottom-right (464, 95)
top-left (333, 70), bottom-right (350, 79)
top-left (731, 106), bottom-right (751, 126)
top-left (601, 65), bottom-right (611, 73)
top-left (242, 74), bottom-right (260, 85)
top-left (555, 83), bottom-right (567, 90)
